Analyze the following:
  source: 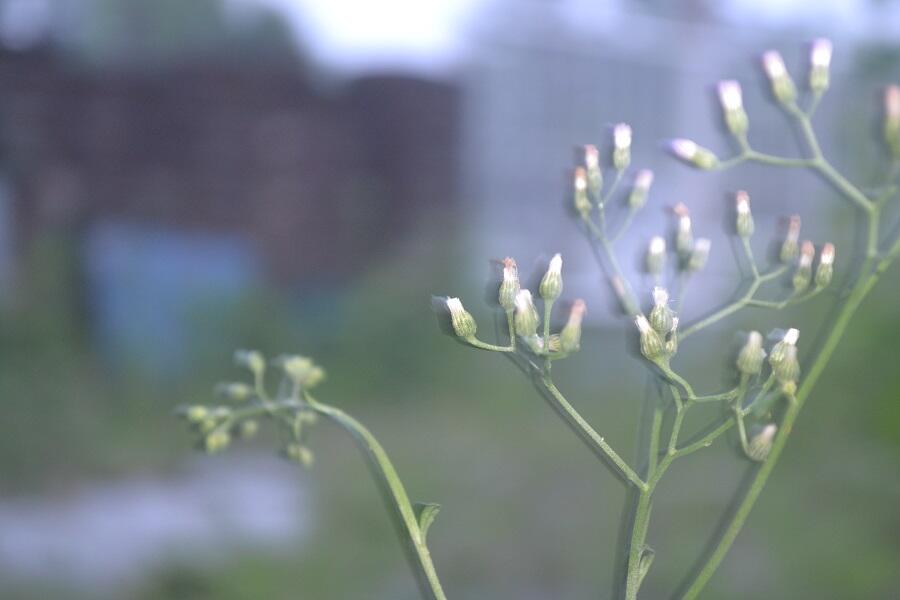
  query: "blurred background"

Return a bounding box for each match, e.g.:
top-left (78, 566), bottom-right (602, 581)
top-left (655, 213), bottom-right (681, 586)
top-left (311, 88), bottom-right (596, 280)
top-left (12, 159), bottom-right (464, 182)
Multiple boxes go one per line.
top-left (0, 0), bottom-right (898, 598)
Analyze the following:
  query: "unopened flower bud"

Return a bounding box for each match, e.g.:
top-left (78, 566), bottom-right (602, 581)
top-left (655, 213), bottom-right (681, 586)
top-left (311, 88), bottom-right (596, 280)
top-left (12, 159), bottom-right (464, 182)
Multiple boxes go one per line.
top-left (649, 287), bottom-right (675, 334)
top-left (669, 139), bottom-right (718, 170)
top-left (793, 240), bottom-right (814, 292)
top-left (215, 382), bottom-right (253, 402)
top-left (736, 331), bottom-right (766, 376)
top-left (815, 243), bottom-right (835, 288)
top-left (278, 355), bottom-right (317, 386)
top-left (446, 297), bottom-right (477, 339)
top-left (205, 429), bottom-right (231, 453)
top-left (718, 80), bottom-right (749, 137)
top-left (735, 191), bottom-right (754, 238)
top-left (612, 123), bottom-right (631, 170)
top-left (285, 443), bottom-right (314, 468)
top-left (573, 167), bottom-right (592, 217)
top-left (584, 145), bottom-right (602, 195)
top-left (780, 215), bottom-right (801, 263)
top-left (635, 314), bottom-right (665, 361)
top-left (185, 405), bottom-right (209, 423)
top-left (539, 254), bottom-right (563, 301)
top-left (646, 236), bottom-right (667, 276)
top-left (688, 238), bottom-right (711, 273)
top-left (665, 317), bottom-right (680, 356)
top-left (239, 419), bottom-right (259, 439)
top-left (884, 85), bottom-right (900, 159)
top-left (769, 328), bottom-right (799, 376)
top-left (628, 169), bottom-right (653, 210)
top-left (762, 50), bottom-right (796, 106)
top-left (559, 299), bottom-right (586, 353)
top-left (234, 349), bottom-right (265, 376)
top-left (304, 365), bottom-right (326, 389)
top-left (809, 38), bottom-right (832, 94)
top-left (747, 424), bottom-right (777, 461)
top-left (674, 203), bottom-right (694, 259)
top-left (514, 290), bottom-right (539, 337)
top-left (498, 257), bottom-right (520, 311)
top-left (773, 345), bottom-right (800, 383)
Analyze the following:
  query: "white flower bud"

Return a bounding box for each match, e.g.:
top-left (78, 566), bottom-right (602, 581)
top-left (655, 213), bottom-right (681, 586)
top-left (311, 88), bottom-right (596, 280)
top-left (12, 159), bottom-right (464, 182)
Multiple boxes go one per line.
top-left (539, 253), bottom-right (563, 301)
top-left (628, 169), bottom-right (654, 210)
top-left (514, 290), bottom-right (539, 337)
top-left (793, 240), bottom-right (814, 292)
top-left (762, 50), bottom-right (796, 105)
top-left (815, 243), bottom-right (835, 288)
top-left (559, 299), bottom-right (586, 353)
top-left (612, 123), bottom-right (632, 170)
top-left (735, 191), bottom-right (754, 238)
top-left (446, 297), bottom-right (477, 339)
top-left (747, 424), bottom-right (777, 461)
top-left (573, 167), bottom-right (592, 217)
top-left (646, 236), bottom-right (667, 275)
top-left (674, 202), bottom-right (694, 259)
top-left (809, 38), bottom-right (832, 93)
top-left (499, 257), bottom-right (520, 311)
top-left (583, 145), bottom-right (602, 196)
top-left (885, 85), bottom-right (900, 159)
top-left (649, 287), bottom-right (674, 334)
top-left (780, 215), bottom-right (801, 262)
top-left (635, 314), bottom-right (665, 361)
top-left (736, 331), bottom-right (766, 376)
top-left (718, 80), bottom-right (749, 136)
top-left (669, 138), bottom-right (718, 170)
top-left (687, 238), bottom-right (711, 272)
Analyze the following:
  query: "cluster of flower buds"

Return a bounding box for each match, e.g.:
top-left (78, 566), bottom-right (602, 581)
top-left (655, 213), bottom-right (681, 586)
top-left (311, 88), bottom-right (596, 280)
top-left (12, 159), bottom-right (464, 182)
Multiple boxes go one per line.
top-left (762, 50), bottom-right (797, 106)
top-left (736, 331), bottom-right (766, 376)
top-left (628, 169), bottom-right (654, 211)
top-left (885, 85), bottom-right (900, 159)
top-left (809, 38), bottom-right (833, 95)
top-left (669, 138), bottom-right (719, 170)
top-left (718, 80), bottom-right (748, 137)
top-left (747, 423), bottom-right (777, 461)
top-left (635, 288), bottom-right (679, 362)
top-left (735, 191), bottom-right (754, 238)
top-left (612, 123), bottom-right (632, 171)
top-left (769, 328), bottom-right (801, 389)
top-left (285, 443), bottom-right (315, 468)
top-left (178, 404), bottom-right (234, 453)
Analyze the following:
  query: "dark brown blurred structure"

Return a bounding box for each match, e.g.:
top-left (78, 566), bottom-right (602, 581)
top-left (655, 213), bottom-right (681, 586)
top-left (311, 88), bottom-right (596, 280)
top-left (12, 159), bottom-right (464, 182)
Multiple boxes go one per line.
top-left (0, 46), bottom-right (460, 285)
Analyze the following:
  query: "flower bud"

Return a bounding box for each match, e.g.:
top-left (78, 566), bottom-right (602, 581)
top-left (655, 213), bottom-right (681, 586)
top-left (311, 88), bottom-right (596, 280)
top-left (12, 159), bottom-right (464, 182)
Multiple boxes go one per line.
top-left (498, 257), bottom-right (520, 311)
top-left (687, 238), bottom-right (711, 273)
top-left (285, 443), bottom-right (314, 468)
top-left (584, 145), bottom-right (602, 196)
top-left (234, 349), bottom-right (265, 376)
top-left (649, 287), bottom-right (674, 334)
top-left (718, 80), bottom-right (749, 137)
top-left (884, 85), bottom-right (900, 159)
top-left (762, 50), bottom-right (796, 106)
top-left (793, 240), bottom-right (814, 292)
top-left (815, 243), bottom-right (835, 288)
top-left (780, 215), bottom-right (801, 263)
top-left (239, 419), bottom-right (259, 439)
top-left (747, 424), bottom-right (777, 462)
top-left (665, 317), bottom-right (679, 356)
top-left (305, 365), bottom-right (326, 389)
top-left (559, 299), bottom-right (586, 353)
top-left (674, 202), bottom-right (694, 259)
top-left (735, 191), bottom-right (754, 238)
top-left (514, 290), bottom-right (539, 337)
top-left (736, 331), bottom-right (766, 376)
top-left (769, 328), bottom-right (799, 378)
top-left (539, 253), bottom-right (563, 301)
top-left (446, 297), bottom-right (477, 339)
top-left (205, 429), bottom-right (231, 454)
top-left (669, 138), bottom-right (718, 170)
top-left (277, 355), bottom-right (317, 386)
top-left (184, 405), bottom-right (209, 423)
top-left (612, 123), bottom-right (631, 171)
top-left (635, 314), bottom-right (665, 362)
top-left (646, 236), bottom-right (666, 276)
top-left (773, 344), bottom-right (800, 384)
top-left (215, 382), bottom-right (253, 402)
top-left (573, 167), bottom-right (592, 218)
top-left (628, 169), bottom-right (653, 210)
top-left (809, 38), bottom-right (832, 94)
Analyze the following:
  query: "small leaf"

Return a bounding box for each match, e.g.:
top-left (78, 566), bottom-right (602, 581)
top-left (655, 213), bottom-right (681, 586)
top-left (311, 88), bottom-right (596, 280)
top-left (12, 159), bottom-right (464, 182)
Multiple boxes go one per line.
top-left (637, 545), bottom-right (655, 589)
top-left (414, 503), bottom-right (441, 541)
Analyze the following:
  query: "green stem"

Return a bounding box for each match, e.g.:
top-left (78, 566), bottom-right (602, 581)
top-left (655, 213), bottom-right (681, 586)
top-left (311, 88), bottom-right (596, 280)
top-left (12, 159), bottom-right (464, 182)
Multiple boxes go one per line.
top-left (625, 491), bottom-right (654, 600)
top-left (306, 396), bottom-right (448, 600)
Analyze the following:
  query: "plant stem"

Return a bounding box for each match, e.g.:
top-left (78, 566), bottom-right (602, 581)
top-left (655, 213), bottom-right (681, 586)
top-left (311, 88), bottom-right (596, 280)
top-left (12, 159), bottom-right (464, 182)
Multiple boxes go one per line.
top-left (625, 491), bottom-right (654, 600)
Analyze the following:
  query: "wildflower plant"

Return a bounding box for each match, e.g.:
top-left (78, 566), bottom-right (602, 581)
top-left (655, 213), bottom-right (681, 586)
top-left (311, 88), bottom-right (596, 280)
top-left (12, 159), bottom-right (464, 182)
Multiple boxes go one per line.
top-left (177, 41), bottom-right (900, 599)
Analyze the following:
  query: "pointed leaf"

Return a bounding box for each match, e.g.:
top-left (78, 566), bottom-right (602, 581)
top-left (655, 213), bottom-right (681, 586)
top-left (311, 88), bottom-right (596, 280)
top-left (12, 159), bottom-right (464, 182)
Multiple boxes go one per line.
top-left (414, 502), bottom-right (441, 541)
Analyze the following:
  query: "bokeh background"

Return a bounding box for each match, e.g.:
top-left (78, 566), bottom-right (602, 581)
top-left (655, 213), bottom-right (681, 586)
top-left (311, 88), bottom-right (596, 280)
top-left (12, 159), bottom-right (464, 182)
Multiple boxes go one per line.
top-left (0, 1), bottom-right (898, 598)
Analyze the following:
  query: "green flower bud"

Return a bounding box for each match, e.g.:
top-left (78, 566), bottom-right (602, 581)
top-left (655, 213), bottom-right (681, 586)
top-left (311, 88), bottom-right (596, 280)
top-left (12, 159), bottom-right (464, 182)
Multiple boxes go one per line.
top-left (648, 287), bottom-right (674, 334)
top-left (234, 349), bottom-right (265, 376)
top-left (674, 203), bottom-right (694, 261)
top-left (735, 191), bottom-right (754, 238)
top-left (780, 215), bottom-right (801, 263)
top-left (185, 405), bottom-right (209, 423)
top-left (747, 424), bottom-right (777, 461)
top-left (718, 80), bottom-right (749, 137)
top-left (736, 331), bottom-right (766, 376)
top-left (277, 355), bottom-right (316, 386)
top-left (498, 257), bottom-right (520, 311)
top-left (205, 429), bottom-right (231, 453)
top-left (239, 420), bottom-right (259, 439)
top-left (559, 299), bottom-right (586, 353)
top-left (628, 170), bottom-right (653, 210)
top-left (769, 328), bottom-right (800, 384)
top-left (792, 240), bottom-right (814, 292)
top-left (763, 50), bottom-right (796, 106)
top-left (215, 382), bottom-right (253, 402)
top-left (573, 167), bottom-right (592, 218)
top-left (446, 297), bottom-right (477, 339)
top-left (635, 315), bottom-right (665, 362)
top-left (583, 145), bottom-right (603, 197)
top-left (815, 243), bottom-right (835, 288)
top-left (612, 123), bottom-right (631, 171)
top-left (285, 443), bottom-right (314, 468)
top-left (514, 290), bottom-right (539, 338)
top-left (808, 39), bottom-right (832, 94)
top-left (687, 238), bottom-right (711, 273)
top-left (669, 139), bottom-right (718, 170)
top-left (539, 254), bottom-right (563, 301)
top-left (885, 85), bottom-right (900, 159)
